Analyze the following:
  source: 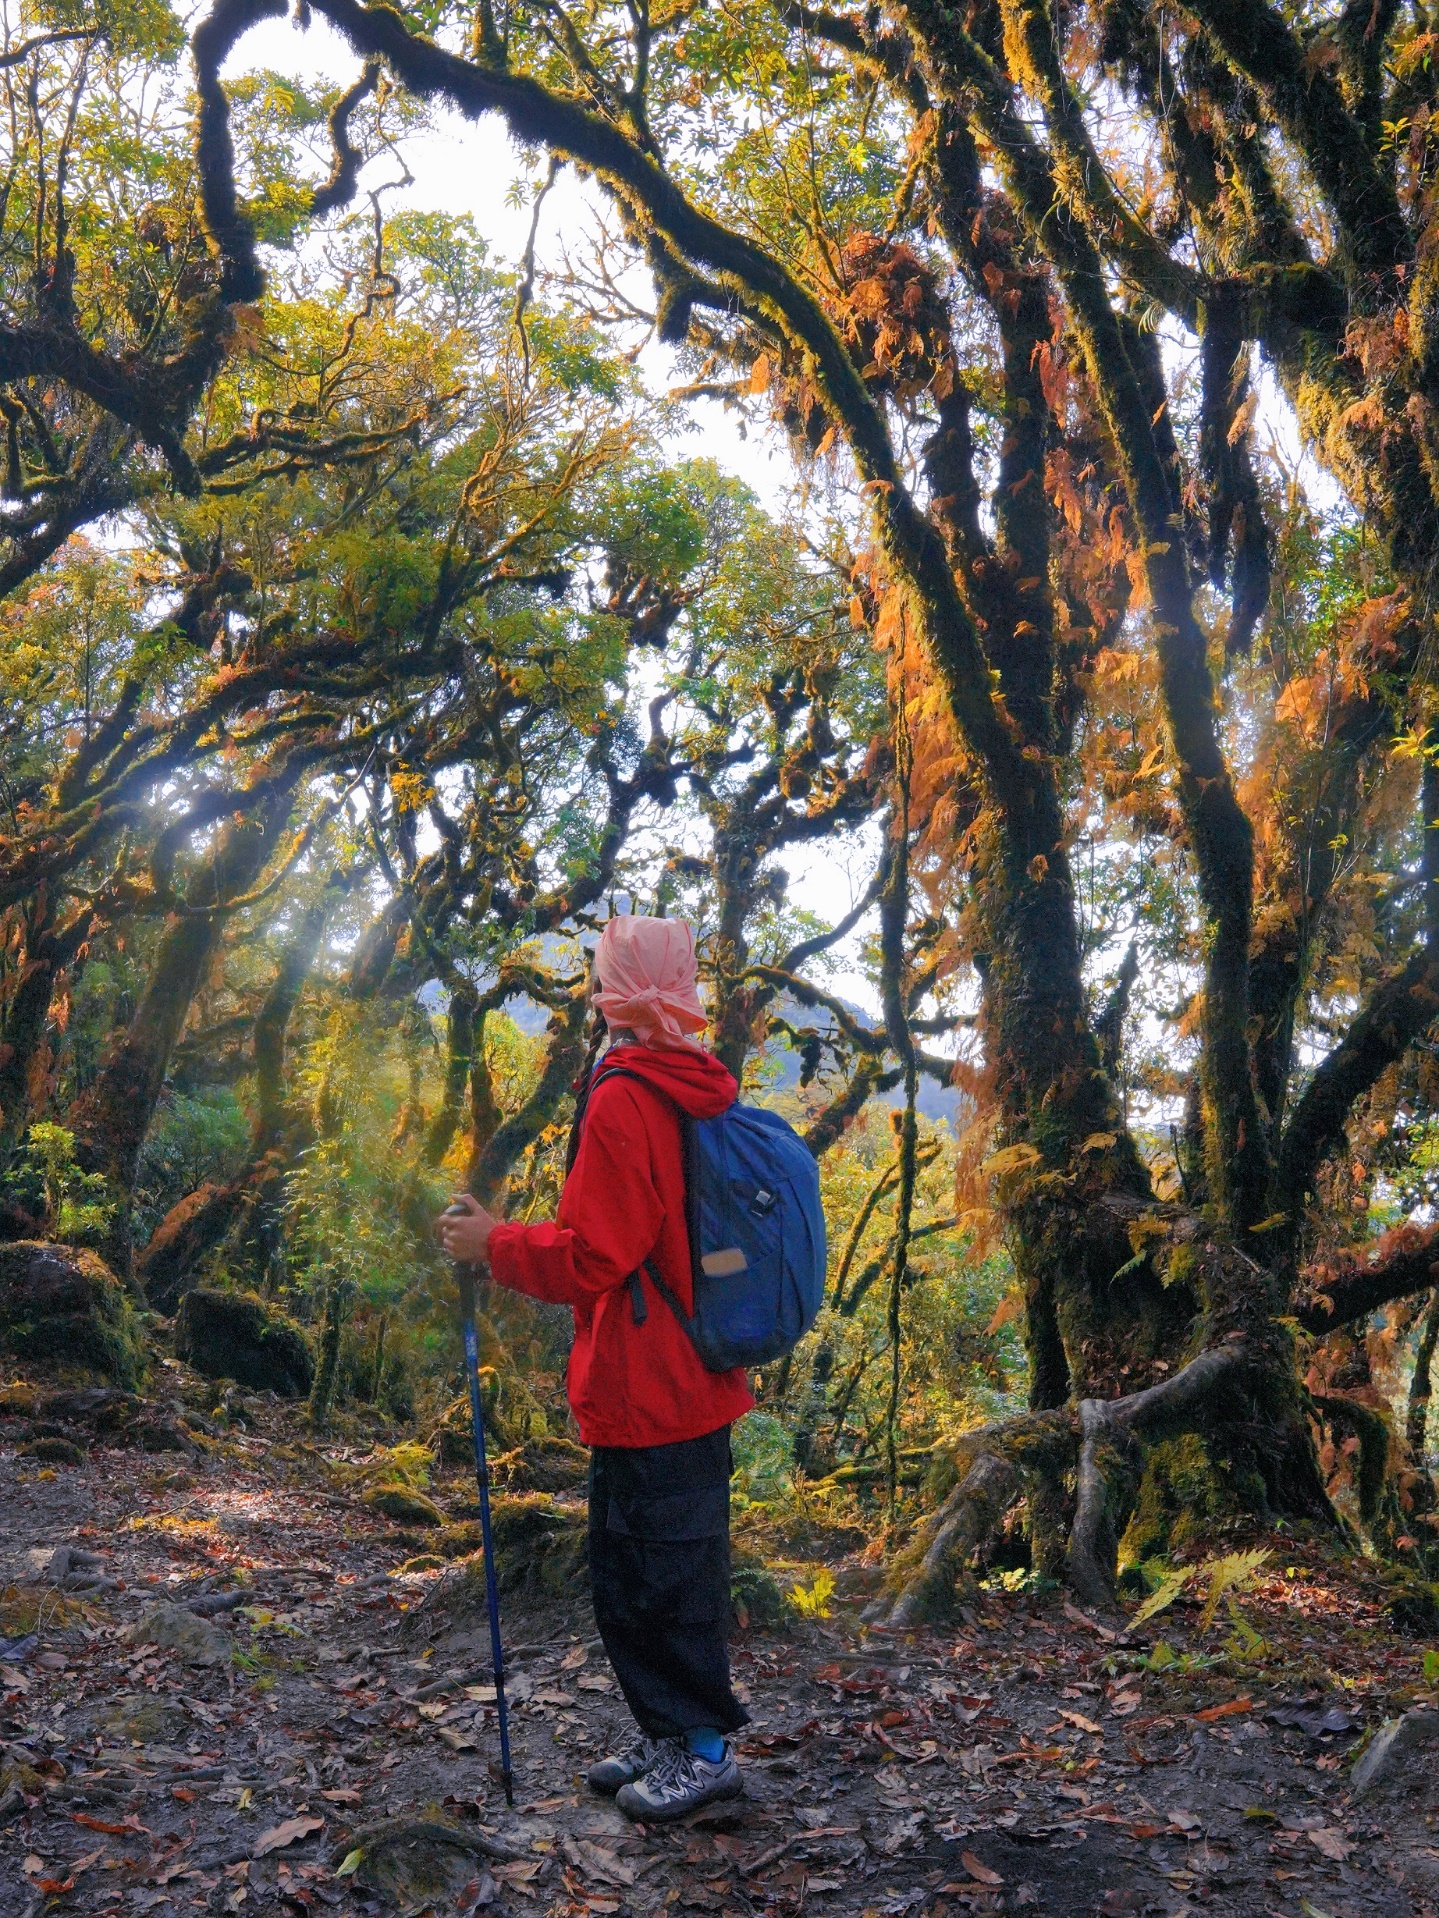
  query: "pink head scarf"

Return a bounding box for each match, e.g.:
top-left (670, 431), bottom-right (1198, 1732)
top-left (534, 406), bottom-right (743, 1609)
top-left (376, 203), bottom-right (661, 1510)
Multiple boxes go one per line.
top-left (593, 916), bottom-right (708, 1049)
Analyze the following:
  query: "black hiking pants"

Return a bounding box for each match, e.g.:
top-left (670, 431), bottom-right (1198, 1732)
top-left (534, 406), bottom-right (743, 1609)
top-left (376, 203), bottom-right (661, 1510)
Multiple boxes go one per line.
top-left (588, 1425), bottom-right (749, 1739)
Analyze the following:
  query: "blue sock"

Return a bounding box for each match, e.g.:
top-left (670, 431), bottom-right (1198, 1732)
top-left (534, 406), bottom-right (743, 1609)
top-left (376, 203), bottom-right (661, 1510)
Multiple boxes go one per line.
top-left (685, 1727), bottom-right (725, 1762)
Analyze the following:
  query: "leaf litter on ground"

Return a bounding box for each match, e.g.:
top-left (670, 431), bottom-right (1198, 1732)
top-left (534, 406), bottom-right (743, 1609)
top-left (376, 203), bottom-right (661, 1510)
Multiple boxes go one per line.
top-left (0, 1373), bottom-right (1436, 1914)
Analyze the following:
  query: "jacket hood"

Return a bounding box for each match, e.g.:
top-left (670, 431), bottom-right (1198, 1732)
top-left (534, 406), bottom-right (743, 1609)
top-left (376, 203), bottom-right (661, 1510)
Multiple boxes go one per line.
top-left (595, 1040), bottom-right (737, 1120)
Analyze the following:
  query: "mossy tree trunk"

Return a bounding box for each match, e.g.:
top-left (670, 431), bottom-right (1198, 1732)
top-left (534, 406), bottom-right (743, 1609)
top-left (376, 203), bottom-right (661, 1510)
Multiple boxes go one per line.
top-left (190, 0), bottom-right (1439, 1607)
top-left (68, 766), bottom-right (302, 1273)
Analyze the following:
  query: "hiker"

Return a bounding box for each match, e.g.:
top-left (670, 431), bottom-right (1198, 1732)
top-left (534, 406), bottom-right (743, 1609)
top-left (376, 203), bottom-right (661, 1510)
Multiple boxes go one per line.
top-left (436, 914), bottom-right (753, 1821)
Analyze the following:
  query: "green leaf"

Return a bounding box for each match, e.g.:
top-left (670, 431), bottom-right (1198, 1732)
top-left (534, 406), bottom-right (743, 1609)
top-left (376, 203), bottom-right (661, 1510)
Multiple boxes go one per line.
top-left (336, 1849), bottom-right (363, 1879)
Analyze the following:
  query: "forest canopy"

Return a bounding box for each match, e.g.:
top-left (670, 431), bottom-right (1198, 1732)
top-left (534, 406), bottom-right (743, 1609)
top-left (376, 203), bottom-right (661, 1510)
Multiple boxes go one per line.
top-left (3, 0), bottom-right (1439, 1622)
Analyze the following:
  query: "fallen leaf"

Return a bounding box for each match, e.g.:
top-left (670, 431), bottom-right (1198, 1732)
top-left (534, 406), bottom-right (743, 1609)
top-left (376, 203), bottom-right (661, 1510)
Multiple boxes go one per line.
top-left (459, 1869), bottom-right (499, 1911)
top-left (73, 1813), bottom-right (149, 1838)
top-left (559, 1645), bottom-right (588, 1670)
top-left (1061, 1601), bottom-right (1117, 1641)
top-left (1167, 1810), bottom-right (1201, 1832)
top-left (253, 1816), bottom-right (324, 1858)
top-left (1194, 1696), bottom-right (1251, 1722)
top-left (576, 1673), bottom-right (614, 1692)
top-left (320, 1788), bottom-right (361, 1804)
top-left (563, 1838), bottom-right (636, 1887)
top-left (439, 1727), bottom-right (478, 1752)
top-left (532, 1688), bottom-right (576, 1707)
top-left (335, 1850), bottom-right (362, 1879)
top-left (22, 1855), bottom-right (42, 1877)
top-left (1058, 1710), bottom-right (1103, 1735)
top-left (493, 1860), bottom-right (542, 1884)
top-left (1308, 1828), bottom-right (1354, 1862)
top-left (962, 1852), bottom-right (1002, 1886)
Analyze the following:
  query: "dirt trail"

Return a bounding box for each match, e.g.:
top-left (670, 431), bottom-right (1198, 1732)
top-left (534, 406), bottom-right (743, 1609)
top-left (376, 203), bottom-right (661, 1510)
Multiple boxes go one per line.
top-left (1, 1380), bottom-right (1437, 1918)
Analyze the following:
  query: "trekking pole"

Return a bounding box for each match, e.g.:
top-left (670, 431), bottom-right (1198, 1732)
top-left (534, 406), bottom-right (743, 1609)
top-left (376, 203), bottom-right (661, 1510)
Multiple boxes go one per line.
top-left (446, 1216), bottom-right (515, 1808)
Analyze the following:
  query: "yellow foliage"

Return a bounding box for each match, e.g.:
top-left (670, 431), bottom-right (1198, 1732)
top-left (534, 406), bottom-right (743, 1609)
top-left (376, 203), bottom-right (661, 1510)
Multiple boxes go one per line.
top-left (789, 1569), bottom-right (835, 1618)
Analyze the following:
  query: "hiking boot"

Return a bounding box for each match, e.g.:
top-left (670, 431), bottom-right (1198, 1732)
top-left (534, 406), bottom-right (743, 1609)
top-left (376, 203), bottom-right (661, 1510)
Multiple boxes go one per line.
top-left (615, 1742), bottom-right (744, 1822)
top-left (587, 1736), bottom-right (673, 1796)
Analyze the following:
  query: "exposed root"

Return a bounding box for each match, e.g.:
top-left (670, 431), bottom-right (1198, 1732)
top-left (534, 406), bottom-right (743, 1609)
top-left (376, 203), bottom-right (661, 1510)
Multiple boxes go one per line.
top-left (878, 1410), bottom-right (1071, 1626)
top-left (884, 1450), bottom-right (1021, 1628)
top-left (1065, 1346), bottom-right (1248, 1608)
top-left (328, 1818), bottom-right (529, 1869)
top-left (881, 1346), bottom-right (1253, 1625)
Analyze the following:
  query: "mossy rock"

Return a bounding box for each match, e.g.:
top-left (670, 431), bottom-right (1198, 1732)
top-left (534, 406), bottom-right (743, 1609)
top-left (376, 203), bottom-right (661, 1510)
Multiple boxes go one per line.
top-left (1380, 1566), bottom-right (1439, 1636)
top-left (491, 1434), bottom-right (589, 1494)
top-left (0, 1241), bottom-right (146, 1388)
top-left (422, 1494), bottom-right (587, 1614)
top-left (364, 1483), bottom-right (445, 1526)
top-left (19, 1436), bottom-right (85, 1466)
top-left (434, 1521), bottom-right (487, 1560)
top-left (88, 1692), bottom-right (189, 1745)
top-left (173, 1287), bottom-right (314, 1398)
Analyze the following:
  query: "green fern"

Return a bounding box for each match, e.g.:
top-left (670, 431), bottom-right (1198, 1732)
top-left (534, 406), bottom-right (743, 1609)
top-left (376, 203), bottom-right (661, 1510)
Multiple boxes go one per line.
top-left (1131, 1562), bottom-right (1190, 1628)
top-left (1130, 1546), bottom-right (1272, 1635)
top-left (1199, 1548), bottom-right (1272, 1629)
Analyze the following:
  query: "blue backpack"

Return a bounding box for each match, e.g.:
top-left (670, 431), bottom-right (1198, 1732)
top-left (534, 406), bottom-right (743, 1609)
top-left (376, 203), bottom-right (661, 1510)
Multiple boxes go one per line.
top-left (598, 1068), bottom-right (827, 1371)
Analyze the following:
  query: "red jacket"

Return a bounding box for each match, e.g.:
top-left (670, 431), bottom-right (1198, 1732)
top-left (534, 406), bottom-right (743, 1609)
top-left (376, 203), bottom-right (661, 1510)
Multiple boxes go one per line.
top-left (486, 1043), bottom-right (754, 1449)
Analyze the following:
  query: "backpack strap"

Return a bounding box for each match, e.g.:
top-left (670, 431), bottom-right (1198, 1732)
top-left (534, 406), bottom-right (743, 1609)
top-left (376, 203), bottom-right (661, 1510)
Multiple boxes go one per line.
top-left (639, 1254), bottom-right (700, 1344)
top-left (578, 1064), bottom-right (703, 1349)
top-left (627, 1268), bottom-right (648, 1326)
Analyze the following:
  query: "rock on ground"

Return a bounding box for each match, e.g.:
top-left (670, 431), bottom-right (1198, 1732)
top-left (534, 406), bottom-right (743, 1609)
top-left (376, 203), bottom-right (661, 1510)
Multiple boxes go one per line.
top-left (362, 1483), bottom-right (445, 1526)
top-left (119, 1602), bottom-right (232, 1668)
top-left (1352, 1707), bottom-right (1439, 1799)
top-left (0, 1239), bottom-right (146, 1386)
top-left (172, 1285), bottom-right (314, 1397)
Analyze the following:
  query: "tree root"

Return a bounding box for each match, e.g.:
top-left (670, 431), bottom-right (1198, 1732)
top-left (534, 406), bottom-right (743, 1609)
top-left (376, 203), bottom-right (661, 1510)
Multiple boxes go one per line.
top-left (878, 1345), bottom-right (1252, 1625)
top-left (1066, 1346), bottom-right (1247, 1608)
top-left (877, 1410), bottom-right (1070, 1627)
top-left (883, 1450), bottom-right (1020, 1628)
top-left (329, 1818), bottom-right (530, 1869)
